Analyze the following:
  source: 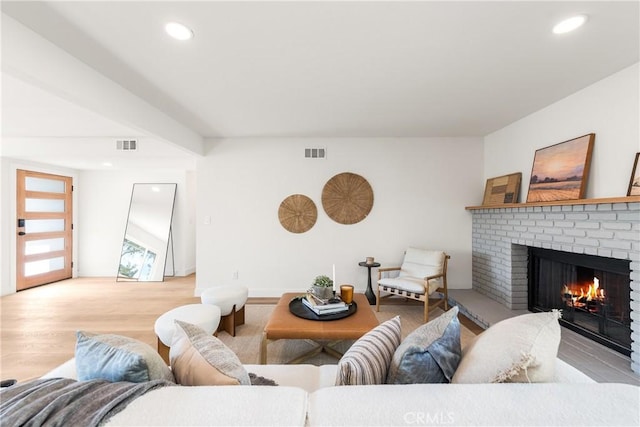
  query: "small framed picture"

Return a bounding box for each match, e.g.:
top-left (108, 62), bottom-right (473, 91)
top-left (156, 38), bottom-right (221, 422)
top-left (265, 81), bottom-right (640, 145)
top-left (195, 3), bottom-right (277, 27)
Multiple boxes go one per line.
top-left (483, 173), bottom-right (521, 205)
top-left (628, 152), bottom-right (640, 196)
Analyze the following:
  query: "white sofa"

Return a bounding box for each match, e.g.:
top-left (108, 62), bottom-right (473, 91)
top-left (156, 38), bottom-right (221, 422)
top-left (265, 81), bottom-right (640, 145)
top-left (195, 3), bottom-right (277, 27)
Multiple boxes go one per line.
top-left (42, 358), bottom-right (640, 426)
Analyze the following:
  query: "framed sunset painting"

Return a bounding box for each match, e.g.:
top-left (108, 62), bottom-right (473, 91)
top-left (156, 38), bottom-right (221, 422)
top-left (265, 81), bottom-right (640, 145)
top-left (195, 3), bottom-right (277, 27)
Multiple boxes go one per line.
top-left (628, 153), bottom-right (640, 196)
top-left (526, 134), bottom-right (595, 202)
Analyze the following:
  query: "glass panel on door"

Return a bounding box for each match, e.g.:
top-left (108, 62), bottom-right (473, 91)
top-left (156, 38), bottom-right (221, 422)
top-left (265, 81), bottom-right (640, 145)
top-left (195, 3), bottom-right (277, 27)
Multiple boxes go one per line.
top-left (24, 219), bottom-right (65, 233)
top-left (25, 198), bottom-right (65, 213)
top-left (24, 256), bottom-right (65, 277)
top-left (25, 177), bottom-right (66, 193)
top-left (25, 238), bottom-right (66, 255)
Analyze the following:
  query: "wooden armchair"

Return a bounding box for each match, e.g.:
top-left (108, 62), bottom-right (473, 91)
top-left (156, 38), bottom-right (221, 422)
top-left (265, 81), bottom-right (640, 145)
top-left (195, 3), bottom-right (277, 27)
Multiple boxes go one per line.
top-left (376, 248), bottom-right (450, 322)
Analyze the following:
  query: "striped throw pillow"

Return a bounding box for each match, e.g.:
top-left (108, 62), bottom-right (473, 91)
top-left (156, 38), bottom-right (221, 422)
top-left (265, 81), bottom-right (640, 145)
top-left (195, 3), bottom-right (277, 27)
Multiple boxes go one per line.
top-left (335, 316), bottom-right (402, 385)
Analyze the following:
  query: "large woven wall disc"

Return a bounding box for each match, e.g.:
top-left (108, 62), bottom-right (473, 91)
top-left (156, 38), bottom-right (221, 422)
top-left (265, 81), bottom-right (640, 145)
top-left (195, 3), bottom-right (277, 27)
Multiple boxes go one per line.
top-left (278, 194), bottom-right (317, 233)
top-left (322, 172), bottom-right (374, 225)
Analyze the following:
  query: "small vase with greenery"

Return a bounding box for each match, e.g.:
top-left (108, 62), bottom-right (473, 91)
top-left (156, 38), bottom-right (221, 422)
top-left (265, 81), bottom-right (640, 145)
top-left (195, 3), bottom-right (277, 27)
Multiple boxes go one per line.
top-left (311, 275), bottom-right (334, 300)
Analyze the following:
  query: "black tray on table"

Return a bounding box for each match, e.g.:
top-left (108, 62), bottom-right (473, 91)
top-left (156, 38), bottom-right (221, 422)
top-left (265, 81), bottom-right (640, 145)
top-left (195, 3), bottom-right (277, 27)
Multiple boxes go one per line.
top-left (289, 297), bottom-right (357, 321)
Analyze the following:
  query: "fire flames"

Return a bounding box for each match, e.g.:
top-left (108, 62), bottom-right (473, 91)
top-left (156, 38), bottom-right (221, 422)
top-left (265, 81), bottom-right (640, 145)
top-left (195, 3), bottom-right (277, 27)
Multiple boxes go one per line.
top-left (563, 277), bottom-right (605, 310)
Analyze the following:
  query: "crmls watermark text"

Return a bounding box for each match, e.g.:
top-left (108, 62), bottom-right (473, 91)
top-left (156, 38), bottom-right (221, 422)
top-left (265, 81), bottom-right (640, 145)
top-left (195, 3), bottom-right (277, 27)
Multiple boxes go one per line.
top-left (404, 411), bottom-right (455, 425)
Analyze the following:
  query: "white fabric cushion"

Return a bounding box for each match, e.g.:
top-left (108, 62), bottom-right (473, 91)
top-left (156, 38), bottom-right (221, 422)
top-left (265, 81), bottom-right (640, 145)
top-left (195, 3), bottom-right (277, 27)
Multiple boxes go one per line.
top-left (104, 385), bottom-right (309, 426)
top-left (201, 285), bottom-right (249, 316)
top-left (452, 310), bottom-right (562, 383)
top-left (154, 304), bottom-right (220, 346)
top-left (398, 248), bottom-right (444, 280)
top-left (308, 383), bottom-right (640, 426)
top-left (552, 359), bottom-right (595, 383)
top-left (378, 276), bottom-right (440, 295)
top-left (245, 364), bottom-right (338, 393)
top-left (378, 248), bottom-right (444, 295)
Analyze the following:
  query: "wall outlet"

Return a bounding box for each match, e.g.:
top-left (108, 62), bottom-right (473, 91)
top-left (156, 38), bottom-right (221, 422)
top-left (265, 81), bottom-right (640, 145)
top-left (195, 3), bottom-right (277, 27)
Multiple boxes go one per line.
top-left (232, 271), bottom-right (239, 280)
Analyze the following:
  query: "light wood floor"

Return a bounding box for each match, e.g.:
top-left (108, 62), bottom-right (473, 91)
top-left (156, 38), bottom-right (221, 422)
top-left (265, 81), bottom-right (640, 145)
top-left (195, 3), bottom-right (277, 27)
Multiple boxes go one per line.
top-left (1, 276), bottom-right (201, 382)
top-left (1, 275), bottom-right (484, 383)
top-left (7, 276), bottom-right (637, 386)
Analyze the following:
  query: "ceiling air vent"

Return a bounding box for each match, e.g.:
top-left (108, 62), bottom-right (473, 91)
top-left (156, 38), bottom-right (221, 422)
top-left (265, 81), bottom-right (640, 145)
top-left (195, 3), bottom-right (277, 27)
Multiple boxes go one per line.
top-left (304, 148), bottom-right (326, 159)
top-left (116, 139), bottom-right (138, 151)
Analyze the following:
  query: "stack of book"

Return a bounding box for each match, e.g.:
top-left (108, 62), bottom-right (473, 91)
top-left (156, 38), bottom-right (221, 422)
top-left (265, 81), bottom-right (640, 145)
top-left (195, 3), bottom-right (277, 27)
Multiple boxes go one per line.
top-left (302, 293), bottom-right (348, 315)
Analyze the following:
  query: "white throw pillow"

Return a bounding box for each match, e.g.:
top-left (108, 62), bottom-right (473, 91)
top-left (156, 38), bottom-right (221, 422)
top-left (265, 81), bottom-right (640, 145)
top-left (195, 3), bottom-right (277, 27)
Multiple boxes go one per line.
top-left (451, 310), bottom-right (561, 383)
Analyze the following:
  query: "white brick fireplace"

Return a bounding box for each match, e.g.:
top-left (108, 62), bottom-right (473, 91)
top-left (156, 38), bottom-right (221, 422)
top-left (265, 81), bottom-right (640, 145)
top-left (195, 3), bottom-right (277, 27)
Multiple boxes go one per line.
top-left (469, 200), bottom-right (640, 374)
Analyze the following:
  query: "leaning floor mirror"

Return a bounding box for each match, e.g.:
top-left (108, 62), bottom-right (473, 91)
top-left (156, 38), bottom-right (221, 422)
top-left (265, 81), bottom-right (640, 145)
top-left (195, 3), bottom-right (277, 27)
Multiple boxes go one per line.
top-left (117, 183), bottom-right (177, 282)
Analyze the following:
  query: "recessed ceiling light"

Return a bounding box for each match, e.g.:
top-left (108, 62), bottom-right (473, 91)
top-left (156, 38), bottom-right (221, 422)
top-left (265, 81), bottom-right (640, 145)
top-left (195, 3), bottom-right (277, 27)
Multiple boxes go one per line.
top-left (553, 15), bottom-right (588, 34)
top-left (165, 22), bottom-right (194, 41)
top-left (102, 162), bottom-right (113, 167)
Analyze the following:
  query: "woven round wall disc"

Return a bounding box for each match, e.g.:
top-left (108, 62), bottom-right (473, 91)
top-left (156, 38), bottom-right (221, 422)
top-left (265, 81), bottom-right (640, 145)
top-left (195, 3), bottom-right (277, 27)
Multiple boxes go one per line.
top-left (278, 194), bottom-right (317, 233)
top-left (322, 172), bottom-right (373, 225)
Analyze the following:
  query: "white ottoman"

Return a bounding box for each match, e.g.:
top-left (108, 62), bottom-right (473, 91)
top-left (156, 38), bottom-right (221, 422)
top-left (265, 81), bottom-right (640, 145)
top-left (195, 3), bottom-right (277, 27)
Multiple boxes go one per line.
top-left (154, 304), bottom-right (221, 364)
top-left (200, 285), bottom-right (248, 336)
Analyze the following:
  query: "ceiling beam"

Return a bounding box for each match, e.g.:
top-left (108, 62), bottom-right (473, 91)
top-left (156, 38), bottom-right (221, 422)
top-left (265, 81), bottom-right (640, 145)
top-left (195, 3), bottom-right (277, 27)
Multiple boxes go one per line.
top-left (1, 13), bottom-right (204, 156)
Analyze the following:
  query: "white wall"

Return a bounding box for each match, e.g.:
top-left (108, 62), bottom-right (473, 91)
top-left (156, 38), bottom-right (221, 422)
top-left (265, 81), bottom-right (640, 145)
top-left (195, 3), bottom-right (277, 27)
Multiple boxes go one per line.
top-left (196, 137), bottom-right (483, 297)
top-left (0, 158), bottom-right (10, 296)
top-left (0, 163), bottom-right (195, 296)
top-left (78, 169), bottom-right (195, 278)
top-left (184, 171), bottom-right (197, 275)
top-left (484, 63), bottom-right (640, 200)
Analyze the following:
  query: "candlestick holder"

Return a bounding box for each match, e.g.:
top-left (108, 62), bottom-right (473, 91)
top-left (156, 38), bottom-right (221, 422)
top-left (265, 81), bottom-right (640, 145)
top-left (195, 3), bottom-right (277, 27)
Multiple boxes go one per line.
top-left (328, 290), bottom-right (342, 304)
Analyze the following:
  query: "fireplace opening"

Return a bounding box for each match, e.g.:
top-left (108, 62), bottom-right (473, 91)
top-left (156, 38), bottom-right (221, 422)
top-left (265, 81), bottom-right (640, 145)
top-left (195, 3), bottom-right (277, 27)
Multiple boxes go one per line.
top-left (528, 247), bottom-right (631, 356)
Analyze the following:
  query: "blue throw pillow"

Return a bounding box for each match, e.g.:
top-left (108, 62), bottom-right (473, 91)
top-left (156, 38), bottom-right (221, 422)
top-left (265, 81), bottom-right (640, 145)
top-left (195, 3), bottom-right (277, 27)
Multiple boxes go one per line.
top-left (386, 306), bottom-right (461, 384)
top-left (75, 331), bottom-right (174, 383)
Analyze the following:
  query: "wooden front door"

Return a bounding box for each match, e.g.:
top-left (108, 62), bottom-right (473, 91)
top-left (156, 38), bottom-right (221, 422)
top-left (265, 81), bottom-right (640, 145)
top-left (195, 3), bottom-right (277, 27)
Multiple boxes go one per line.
top-left (16, 170), bottom-right (73, 291)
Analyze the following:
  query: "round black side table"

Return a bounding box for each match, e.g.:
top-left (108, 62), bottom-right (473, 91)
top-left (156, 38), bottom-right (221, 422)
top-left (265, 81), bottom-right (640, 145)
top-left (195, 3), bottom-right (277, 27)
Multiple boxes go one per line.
top-left (358, 261), bottom-right (381, 305)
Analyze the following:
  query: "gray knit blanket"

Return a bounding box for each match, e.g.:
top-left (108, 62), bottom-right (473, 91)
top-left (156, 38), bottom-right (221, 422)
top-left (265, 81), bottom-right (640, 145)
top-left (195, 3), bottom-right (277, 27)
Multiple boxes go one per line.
top-left (0, 377), bottom-right (173, 427)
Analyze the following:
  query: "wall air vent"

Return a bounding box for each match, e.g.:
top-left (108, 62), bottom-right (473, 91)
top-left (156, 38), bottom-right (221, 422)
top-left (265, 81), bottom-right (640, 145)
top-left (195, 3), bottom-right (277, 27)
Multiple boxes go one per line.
top-left (116, 139), bottom-right (138, 151)
top-left (304, 148), bottom-right (326, 159)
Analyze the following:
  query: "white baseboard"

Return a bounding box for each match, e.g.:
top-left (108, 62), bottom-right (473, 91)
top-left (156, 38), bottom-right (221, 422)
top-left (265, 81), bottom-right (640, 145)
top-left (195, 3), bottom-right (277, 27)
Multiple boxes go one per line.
top-left (194, 286), bottom-right (300, 298)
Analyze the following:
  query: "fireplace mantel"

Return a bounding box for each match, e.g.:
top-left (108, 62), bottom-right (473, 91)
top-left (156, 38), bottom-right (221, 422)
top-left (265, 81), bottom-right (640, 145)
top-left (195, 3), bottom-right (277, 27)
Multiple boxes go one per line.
top-left (465, 195), bottom-right (640, 210)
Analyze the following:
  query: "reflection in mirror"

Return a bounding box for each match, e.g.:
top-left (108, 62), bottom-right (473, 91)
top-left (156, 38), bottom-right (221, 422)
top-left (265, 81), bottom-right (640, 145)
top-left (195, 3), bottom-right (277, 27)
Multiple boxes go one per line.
top-left (117, 183), bottom-right (177, 282)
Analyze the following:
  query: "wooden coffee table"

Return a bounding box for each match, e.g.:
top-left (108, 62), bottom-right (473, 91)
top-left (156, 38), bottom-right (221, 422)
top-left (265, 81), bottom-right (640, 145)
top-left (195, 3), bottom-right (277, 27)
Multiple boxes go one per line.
top-left (260, 292), bottom-right (379, 364)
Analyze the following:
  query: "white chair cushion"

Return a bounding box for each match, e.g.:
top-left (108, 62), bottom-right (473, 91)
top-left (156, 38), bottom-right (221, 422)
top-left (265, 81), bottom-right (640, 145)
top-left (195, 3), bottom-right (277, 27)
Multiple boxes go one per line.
top-left (154, 304), bottom-right (221, 346)
top-left (378, 276), bottom-right (441, 295)
top-left (398, 248), bottom-right (444, 280)
top-left (201, 285), bottom-right (249, 316)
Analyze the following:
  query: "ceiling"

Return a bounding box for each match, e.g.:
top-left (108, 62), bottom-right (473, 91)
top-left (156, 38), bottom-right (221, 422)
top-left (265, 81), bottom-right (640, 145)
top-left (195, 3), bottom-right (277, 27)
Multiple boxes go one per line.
top-left (1, 1), bottom-right (639, 169)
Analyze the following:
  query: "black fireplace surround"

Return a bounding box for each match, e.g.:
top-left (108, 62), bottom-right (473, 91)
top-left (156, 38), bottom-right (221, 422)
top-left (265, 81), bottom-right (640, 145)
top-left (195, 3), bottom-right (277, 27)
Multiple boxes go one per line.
top-left (528, 247), bottom-right (631, 356)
